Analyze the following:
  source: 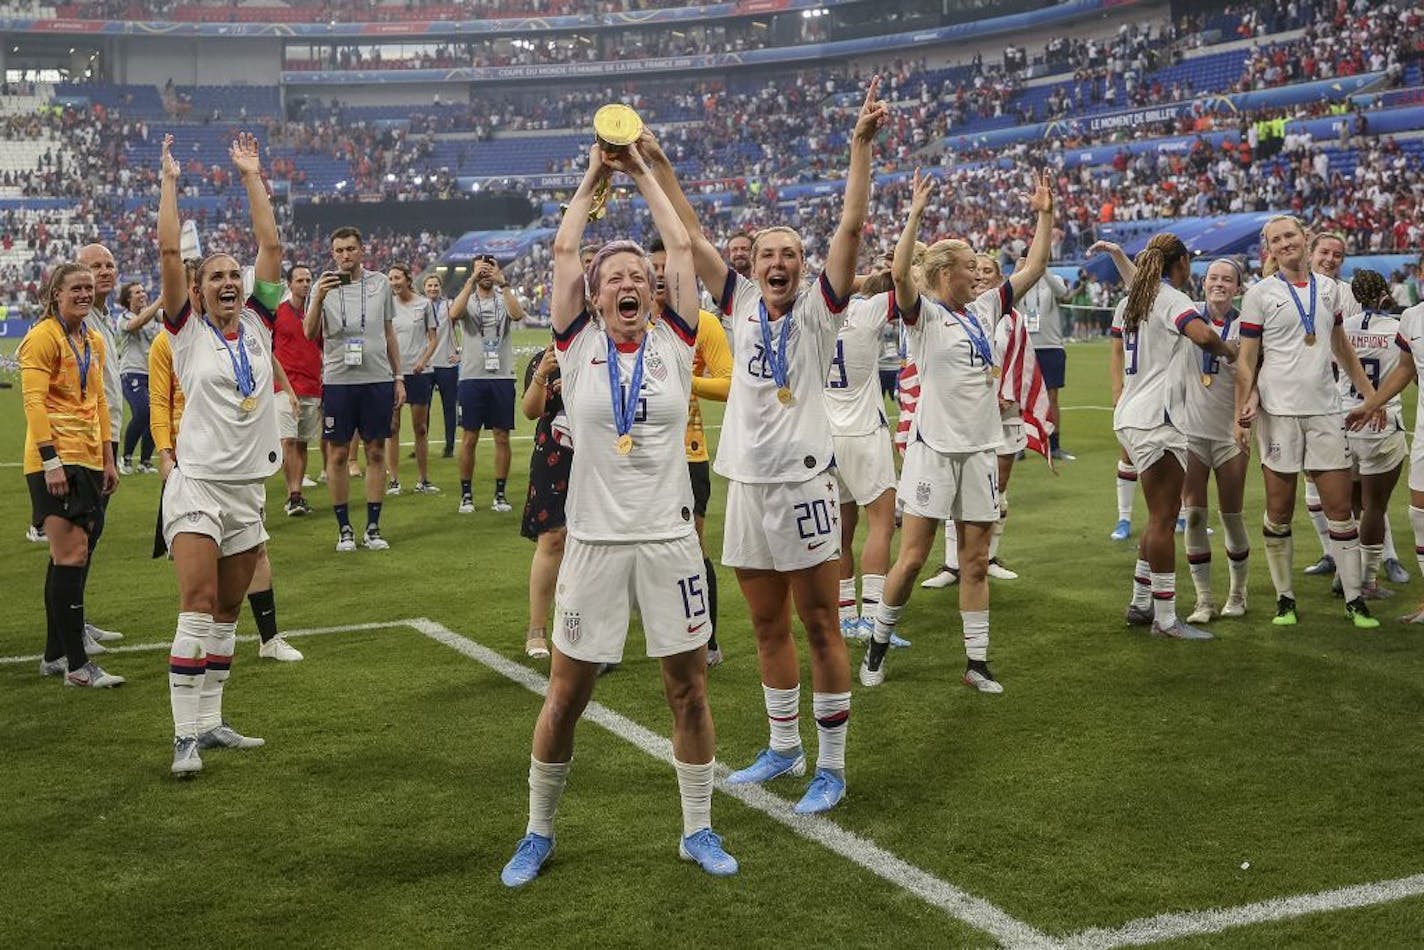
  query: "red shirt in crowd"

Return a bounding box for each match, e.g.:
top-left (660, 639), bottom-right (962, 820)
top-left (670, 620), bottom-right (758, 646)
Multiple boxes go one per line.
top-left (273, 299), bottom-right (323, 398)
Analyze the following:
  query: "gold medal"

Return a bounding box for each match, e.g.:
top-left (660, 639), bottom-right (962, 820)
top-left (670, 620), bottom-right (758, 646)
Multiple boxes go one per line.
top-left (1305, 332), bottom-right (1317, 346)
top-left (615, 433), bottom-right (633, 456)
top-left (239, 395), bottom-right (257, 413)
top-left (776, 386), bottom-right (794, 406)
top-left (990, 366), bottom-right (1002, 379)
top-left (1201, 373), bottom-right (1213, 388)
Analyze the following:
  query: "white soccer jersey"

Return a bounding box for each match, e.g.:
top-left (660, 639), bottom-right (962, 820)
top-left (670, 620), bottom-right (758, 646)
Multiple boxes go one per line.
top-left (1176, 303), bottom-right (1241, 443)
top-left (903, 282), bottom-right (1010, 454)
top-left (428, 297), bottom-right (460, 368)
top-left (1240, 273), bottom-right (1345, 417)
top-left (824, 291), bottom-right (893, 437)
top-left (392, 293), bottom-right (435, 374)
top-left (714, 268), bottom-right (848, 483)
top-left (1331, 275), bottom-right (1363, 319)
top-left (1340, 308), bottom-right (1403, 439)
top-left (556, 309), bottom-right (696, 543)
top-left (1395, 303), bottom-right (1424, 434)
top-left (1112, 283), bottom-right (1203, 433)
top-left (165, 297), bottom-right (280, 482)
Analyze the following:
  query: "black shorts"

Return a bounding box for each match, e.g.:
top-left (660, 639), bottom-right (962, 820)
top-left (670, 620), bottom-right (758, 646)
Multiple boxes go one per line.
top-left (323, 381), bottom-right (396, 443)
top-left (27, 466), bottom-right (105, 535)
top-left (1035, 347), bottom-right (1066, 390)
top-left (403, 373), bottom-right (434, 407)
top-left (688, 460), bottom-right (712, 519)
top-left (458, 378), bottom-right (516, 432)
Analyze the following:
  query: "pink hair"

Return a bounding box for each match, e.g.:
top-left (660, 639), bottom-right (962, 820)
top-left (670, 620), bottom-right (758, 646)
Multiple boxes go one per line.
top-left (584, 240), bottom-right (654, 300)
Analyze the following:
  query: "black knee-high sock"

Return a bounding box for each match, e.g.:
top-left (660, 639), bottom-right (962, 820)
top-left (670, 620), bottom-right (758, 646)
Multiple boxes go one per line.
top-left (248, 588), bottom-right (279, 643)
top-left (44, 560), bottom-right (62, 662)
top-left (51, 565), bottom-right (88, 671)
top-left (703, 556), bottom-right (719, 651)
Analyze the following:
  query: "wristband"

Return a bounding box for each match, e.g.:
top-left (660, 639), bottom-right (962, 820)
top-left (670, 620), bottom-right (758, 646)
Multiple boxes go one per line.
top-left (38, 444), bottom-right (58, 462)
top-left (42, 456), bottom-right (64, 473)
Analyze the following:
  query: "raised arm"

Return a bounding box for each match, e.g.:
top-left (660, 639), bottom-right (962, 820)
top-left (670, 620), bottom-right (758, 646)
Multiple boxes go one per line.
top-left (157, 134), bottom-right (187, 321)
top-left (641, 131), bottom-right (730, 308)
top-left (123, 298), bottom-right (162, 333)
top-left (825, 77), bottom-right (887, 303)
top-left (550, 144), bottom-right (610, 333)
top-left (606, 142), bottom-right (699, 329)
top-left (230, 132), bottom-right (280, 285)
top-left (1089, 240), bottom-right (1137, 285)
top-left (892, 169), bottom-right (931, 319)
top-left (1008, 170), bottom-right (1056, 301)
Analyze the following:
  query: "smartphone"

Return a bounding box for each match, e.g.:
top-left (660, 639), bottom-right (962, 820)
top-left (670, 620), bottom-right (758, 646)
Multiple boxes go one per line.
top-left (338, 272), bottom-right (352, 285)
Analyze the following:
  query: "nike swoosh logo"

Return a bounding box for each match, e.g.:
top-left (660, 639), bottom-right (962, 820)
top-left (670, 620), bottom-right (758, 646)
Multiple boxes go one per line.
top-left (808, 540), bottom-right (828, 551)
top-left (591, 358), bottom-right (607, 365)
top-left (688, 621), bottom-right (708, 634)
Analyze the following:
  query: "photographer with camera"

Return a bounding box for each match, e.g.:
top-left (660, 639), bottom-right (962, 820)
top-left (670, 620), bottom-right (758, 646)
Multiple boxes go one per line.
top-left (449, 253), bottom-right (527, 514)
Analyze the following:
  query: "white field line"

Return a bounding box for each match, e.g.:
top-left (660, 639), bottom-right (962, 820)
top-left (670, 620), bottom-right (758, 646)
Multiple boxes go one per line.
top-left (10, 618), bottom-right (1422, 947)
top-left (1061, 873), bottom-right (1424, 948)
top-left (1059, 405), bottom-right (1114, 411)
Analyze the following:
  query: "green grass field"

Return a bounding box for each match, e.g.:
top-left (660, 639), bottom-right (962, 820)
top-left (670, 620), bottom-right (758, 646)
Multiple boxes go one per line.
top-left (4, 329), bottom-right (1424, 948)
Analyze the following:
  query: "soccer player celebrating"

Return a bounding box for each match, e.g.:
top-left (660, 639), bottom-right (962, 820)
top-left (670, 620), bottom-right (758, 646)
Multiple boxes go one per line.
top-left (305, 228), bottom-right (405, 552)
top-left (500, 138), bottom-right (735, 887)
top-left (117, 281), bottom-right (162, 474)
top-left (451, 254), bottom-right (527, 514)
top-left (22, 262), bottom-right (123, 687)
top-left (423, 274), bottom-right (461, 460)
top-left (825, 267), bottom-right (899, 641)
top-left (156, 132), bottom-right (283, 775)
top-left (385, 262), bottom-right (438, 496)
top-left (1235, 216), bottom-right (1380, 629)
top-left (646, 79), bottom-right (885, 814)
top-left (861, 167), bottom-right (1053, 692)
top-left (1336, 270), bottom-right (1408, 599)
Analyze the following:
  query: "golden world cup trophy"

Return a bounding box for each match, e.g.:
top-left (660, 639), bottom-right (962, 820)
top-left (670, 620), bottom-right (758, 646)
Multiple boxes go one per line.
top-left (584, 103), bottom-right (643, 222)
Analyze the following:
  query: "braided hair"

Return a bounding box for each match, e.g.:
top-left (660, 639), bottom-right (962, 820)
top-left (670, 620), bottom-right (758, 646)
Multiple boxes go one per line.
top-left (1123, 233), bottom-right (1189, 332)
top-left (1351, 268), bottom-right (1396, 314)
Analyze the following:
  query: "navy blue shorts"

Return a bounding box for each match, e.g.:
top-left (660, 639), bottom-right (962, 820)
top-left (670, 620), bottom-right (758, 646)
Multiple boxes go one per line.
top-left (403, 373), bottom-right (434, 407)
top-left (323, 381), bottom-right (395, 443)
top-left (1035, 348), bottom-right (1066, 390)
top-left (458, 378), bottom-right (516, 432)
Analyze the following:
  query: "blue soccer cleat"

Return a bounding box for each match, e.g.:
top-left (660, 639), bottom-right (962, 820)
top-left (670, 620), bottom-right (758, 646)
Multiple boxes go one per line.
top-left (725, 747), bottom-right (806, 785)
top-left (888, 630), bottom-right (912, 649)
top-left (794, 769), bottom-right (847, 815)
top-left (839, 616), bottom-right (866, 642)
top-left (1110, 519), bottom-right (1131, 541)
top-left (679, 828), bottom-right (739, 876)
top-left (500, 832), bottom-right (555, 888)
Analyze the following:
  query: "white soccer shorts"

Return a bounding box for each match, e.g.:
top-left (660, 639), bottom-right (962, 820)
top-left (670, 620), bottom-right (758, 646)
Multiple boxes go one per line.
top-left (898, 442), bottom-right (1000, 523)
top-left (722, 474), bottom-right (841, 572)
top-left (162, 468), bottom-right (268, 557)
top-left (1255, 411), bottom-right (1351, 474)
top-left (1116, 424), bottom-right (1188, 475)
top-left (1349, 429), bottom-right (1407, 477)
top-left (1000, 418), bottom-right (1028, 456)
top-left (831, 429), bottom-right (896, 507)
top-left (552, 533), bottom-right (711, 664)
top-left (1187, 435), bottom-right (1241, 470)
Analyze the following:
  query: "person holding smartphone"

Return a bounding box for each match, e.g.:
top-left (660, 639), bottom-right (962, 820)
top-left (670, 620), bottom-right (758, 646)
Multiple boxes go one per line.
top-left (450, 254), bottom-right (526, 514)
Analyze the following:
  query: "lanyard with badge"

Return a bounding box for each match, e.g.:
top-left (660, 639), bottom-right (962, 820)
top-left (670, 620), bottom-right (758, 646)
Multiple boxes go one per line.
top-left (205, 317), bottom-right (258, 413)
top-left (474, 294), bottom-right (507, 373)
top-left (1023, 283), bottom-right (1042, 333)
top-left (758, 300), bottom-right (795, 406)
top-left (1278, 272), bottom-right (1317, 345)
top-left (947, 304), bottom-right (998, 379)
top-left (608, 332), bottom-right (648, 456)
top-left (1199, 304), bottom-right (1236, 387)
top-left (338, 272), bottom-right (366, 366)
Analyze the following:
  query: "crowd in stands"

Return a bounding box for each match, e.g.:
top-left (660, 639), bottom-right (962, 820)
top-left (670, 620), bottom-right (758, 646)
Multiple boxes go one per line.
top-left (55, 0), bottom-right (692, 23)
top-left (1234, 0), bottom-right (1415, 90)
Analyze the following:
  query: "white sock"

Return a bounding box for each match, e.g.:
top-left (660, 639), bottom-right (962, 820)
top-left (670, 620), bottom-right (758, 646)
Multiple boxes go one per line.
top-left (1183, 505), bottom-right (1211, 604)
top-left (1115, 461), bottom-right (1137, 521)
top-left (812, 691), bottom-right (850, 776)
top-left (1220, 511), bottom-right (1250, 596)
top-left (1328, 518), bottom-right (1362, 601)
top-left (1131, 558), bottom-right (1152, 609)
top-left (1151, 572), bottom-right (1177, 628)
top-left (1305, 480), bottom-right (1331, 557)
top-left (837, 577), bottom-right (857, 622)
top-left (1382, 519), bottom-right (1400, 563)
top-left (674, 758), bottom-right (715, 837)
top-left (961, 609), bottom-right (989, 661)
top-left (944, 520), bottom-right (960, 570)
top-left (1361, 542), bottom-right (1384, 588)
top-left (859, 573), bottom-right (884, 621)
top-left (873, 600), bottom-right (903, 646)
top-left (526, 756), bottom-right (570, 838)
top-left (1263, 519), bottom-right (1295, 599)
top-left (1410, 506), bottom-right (1424, 578)
top-left (168, 611), bottom-right (209, 739)
top-left (763, 683), bottom-right (802, 754)
top-left (197, 620), bottom-right (236, 734)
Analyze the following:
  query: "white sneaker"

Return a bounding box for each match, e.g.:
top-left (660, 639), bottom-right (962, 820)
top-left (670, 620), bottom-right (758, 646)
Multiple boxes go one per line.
top-left (336, 528), bottom-right (357, 553)
top-left (491, 495), bottom-right (513, 513)
top-left (82, 630), bottom-right (107, 655)
top-left (706, 647), bottom-right (723, 668)
top-left (301, 475), bottom-right (317, 488)
top-left (362, 528), bottom-right (391, 551)
top-left (963, 666), bottom-right (1004, 694)
top-left (259, 636), bottom-right (304, 662)
top-left (172, 736), bottom-right (202, 776)
top-left (1186, 600), bottom-right (1215, 624)
top-left (458, 496), bottom-right (475, 514)
top-left (198, 722), bottom-right (265, 749)
top-left (317, 470), bottom-right (328, 483)
top-left (921, 565), bottom-right (959, 589)
top-left (85, 621), bottom-right (123, 643)
top-left (386, 480), bottom-right (402, 496)
top-left (65, 661), bottom-right (125, 688)
top-left (414, 480), bottom-right (441, 494)
top-left (25, 524), bottom-right (46, 543)
top-left (986, 558), bottom-right (1018, 580)
top-left (1220, 591), bottom-right (1247, 617)
top-left (117, 458), bottom-right (133, 476)
top-left (39, 656), bottom-right (67, 676)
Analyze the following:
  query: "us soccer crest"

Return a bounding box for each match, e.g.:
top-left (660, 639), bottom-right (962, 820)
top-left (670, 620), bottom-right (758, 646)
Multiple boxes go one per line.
top-left (916, 480), bottom-right (932, 506)
top-left (562, 609), bottom-right (581, 644)
top-left (1267, 440), bottom-right (1281, 460)
top-left (646, 349), bottom-right (667, 382)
